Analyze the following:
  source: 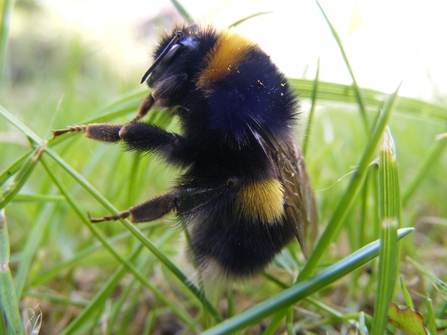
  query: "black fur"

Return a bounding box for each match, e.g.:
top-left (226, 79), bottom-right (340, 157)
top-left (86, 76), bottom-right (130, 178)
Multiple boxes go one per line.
top-left (57, 25), bottom-right (307, 279)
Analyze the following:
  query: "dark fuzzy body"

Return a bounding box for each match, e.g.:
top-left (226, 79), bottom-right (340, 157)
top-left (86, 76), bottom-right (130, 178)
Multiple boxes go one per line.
top-left (58, 24), bottom-right (316, 280)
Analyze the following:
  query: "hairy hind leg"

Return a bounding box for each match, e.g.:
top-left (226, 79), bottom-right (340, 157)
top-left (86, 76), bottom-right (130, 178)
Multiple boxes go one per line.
top-left (89, 192), bottom-right (178, 223)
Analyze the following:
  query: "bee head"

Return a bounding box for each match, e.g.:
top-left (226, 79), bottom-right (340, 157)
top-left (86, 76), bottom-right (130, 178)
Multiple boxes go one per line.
top-left (140, 25), bottom-right (205, 87)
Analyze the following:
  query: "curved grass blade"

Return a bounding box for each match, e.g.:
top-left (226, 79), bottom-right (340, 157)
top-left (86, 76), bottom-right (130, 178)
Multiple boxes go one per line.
top-left (228, 11), bottom-right (273, 28)
top-left (402, 134), bottom-right (447, 205)
top-left (315, 0), bottom-right (369, 132)
top-left (0, 152), bottom-right (29, 187)
top-left (61, 244), bottom-right (146, 335)
top-left (298, 83), bottom-right (401, 282)
top-left (43, 149), bottom-right (222, 322)
top-left (0, 105), bottom-right (40, 143)
top-left (302, 57), bottom-right (320, 156)
top-left (201, 228), bottom-right (413, 335)
top-left (289, 79), bottom-right (447, 122)
top-left (1, 86), bottom-right (221, 322)
top-left (0, 143), bottom-right (46, 210)
top-left (399, 276), bottom-right (414, 310)
top-left (0, 210), bottom-right (24, 335)
top-left (30, 222), bottom-right (159, 287)
top-left (406, 257), bottom-right (447, 294)
top-left (14, 202), bottom-right (56, 300)
top-left (41, 157), bottom-right (198, 332)
top-left (170, 0), bottom-right (194, 24)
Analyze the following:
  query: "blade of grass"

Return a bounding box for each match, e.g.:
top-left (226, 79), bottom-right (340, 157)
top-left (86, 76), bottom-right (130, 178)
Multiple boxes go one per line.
top-left (288, 79), bottom-right (447, 122)
top-left (107, 229), bottom-right (175, 334)
top-left (306, 297), bottom-right (360, 329)
top-left (61, 244), bottom-right (146, 335)
top-left (262, 312), bottom-right (286, 335)
top-left (228, 11), bottom-right (273, 28)
top-left (1, 89), bottom-right (221, 322)
top-left (359, 312), bottom-right (368, 335)
top-left (315, 0), bottom-right (369, 132)
top-left (14, 202), bottom-right (56, 299)
top-left (372, 128), bottom-right (400, 335)
top-left (399, 276), bottom-right (414, 310)
top-left (0, 105), bottom-right (40, 143)
top-left (0, 0), bottom-right (14, 82)
top-left (11, 194), bottom-right (64, 202)
top-left (298, 83), bottom-right (401, 282)
top-left (30, 222), bottom-right (160, 287)
top-left (0, 143), bottom-right (46, 210)
top-left (0, 209), bottom-right (24, 335)
top-left (285, 307), bottom-right (294, 335)
top-left (425, 298), bottom-right (436, 335)
top-left (44, 148), bottom-right (222, 322)
top-left (41, 157), bottom-right (199, 332)
top-left (170, 0), bottom-right (194, 24)
top-left (406, 257), bottom-right (447, 294)
top-left (402, 134), bottom-right (447, 205)
top-left (0, 152), bottom-right (29, 186)
top-left (202, 228), bottom-right (413, 335)
top-left (302, 57), bottom-right (320, 157)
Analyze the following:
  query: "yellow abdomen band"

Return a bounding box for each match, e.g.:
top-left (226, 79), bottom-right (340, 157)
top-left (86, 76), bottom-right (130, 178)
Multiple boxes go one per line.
top-left (235, 179), bottom-right (284, 224)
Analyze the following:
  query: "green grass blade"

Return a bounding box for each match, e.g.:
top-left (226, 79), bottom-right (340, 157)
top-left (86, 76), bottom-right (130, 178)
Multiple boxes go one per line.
top-left (0, 104), bottom-right (40, 143)
top-left (0, 0), bottom-right (14, 82)
top-left (43, 148), bottom-right (222, 322)
top-left (298, 83), bottom-right (401, 282)
top-left (202, 228), bottom-right (413, 335)
top-left (0, 210), bottom-right (24, 335)
top-left (315, 0), bottom-right (368, 132)
top-left (402, 134), bottom-right (447, 205)
top-left (107, 229), bottom-right (175, 334)
top-left (33, 83), bottom-right (221, 322)
top-left (285, 307), bottom-right (294, 335)
top-left (0, 152), bottom-right (29, 186)
top-left (61, 245), bottom-right (145, 335)
top-left (14, 203), bottom-right (55, 299)
top-left (170, 0), bottom-right (194, 24)
top-left (11, 194), bottom-right (64, 202)
top-left (288, 79), bottom-right (447, 122)
top-left (425, 298), bottom-right (437, 335)
top-left (399, 276), bottom-right (414, 310)
top-left (302, 57), bottom-right (320, 157)
top-left (30, 223), bottom-right (159, 287)
top-left (406, 257), bottom-right (447, 294)
top-left (262, 312), bottom-right (286, 335)
top-left (0, 144), bottom-right (46, 210)
top-left (41, 157), bottom-right (198, 332)
top-left (228, 11), bottom-right (273, 28)
top-left (372, 128), bottom-right (400, 335)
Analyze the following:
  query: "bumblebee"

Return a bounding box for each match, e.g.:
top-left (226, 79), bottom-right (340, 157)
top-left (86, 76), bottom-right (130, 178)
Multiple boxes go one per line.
top-left (54, 24), bottom-right (317, 280)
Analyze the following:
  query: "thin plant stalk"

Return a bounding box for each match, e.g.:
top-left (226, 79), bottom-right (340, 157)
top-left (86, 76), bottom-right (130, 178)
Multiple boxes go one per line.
top-left (371, 128), bottom-right (400, 335)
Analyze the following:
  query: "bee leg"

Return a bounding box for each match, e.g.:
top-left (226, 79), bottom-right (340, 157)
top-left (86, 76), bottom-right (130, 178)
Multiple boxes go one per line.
top-left (52, 92), bottom-right (155, 138)
top-left (117, 122), bottom-right (183, 157)
top-left (53, 122), bottom-right (188, 165)
top-left (52, 123), bottom-right (123, 143)
top-left (131, 93), bottom-right (155, 122)
top-left (89, 192), bottom-right (178, 223)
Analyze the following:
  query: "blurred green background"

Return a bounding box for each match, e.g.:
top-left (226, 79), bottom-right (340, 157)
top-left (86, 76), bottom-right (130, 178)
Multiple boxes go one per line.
top-left (1, 0), bottom-right (446, 334)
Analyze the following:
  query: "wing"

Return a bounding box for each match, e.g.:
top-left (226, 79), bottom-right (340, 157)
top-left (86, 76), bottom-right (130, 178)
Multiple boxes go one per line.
top-left (254, 128), bottom-right (318, 258)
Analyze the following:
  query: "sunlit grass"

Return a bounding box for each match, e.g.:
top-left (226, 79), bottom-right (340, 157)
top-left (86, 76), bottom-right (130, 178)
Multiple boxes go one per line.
top-left (1, 2), bottom-right (447, 335)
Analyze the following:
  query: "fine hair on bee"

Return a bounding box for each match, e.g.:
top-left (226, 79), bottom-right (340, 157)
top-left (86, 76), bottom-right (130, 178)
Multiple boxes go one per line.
top-left (53, 24), bottom-right (317, 282)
